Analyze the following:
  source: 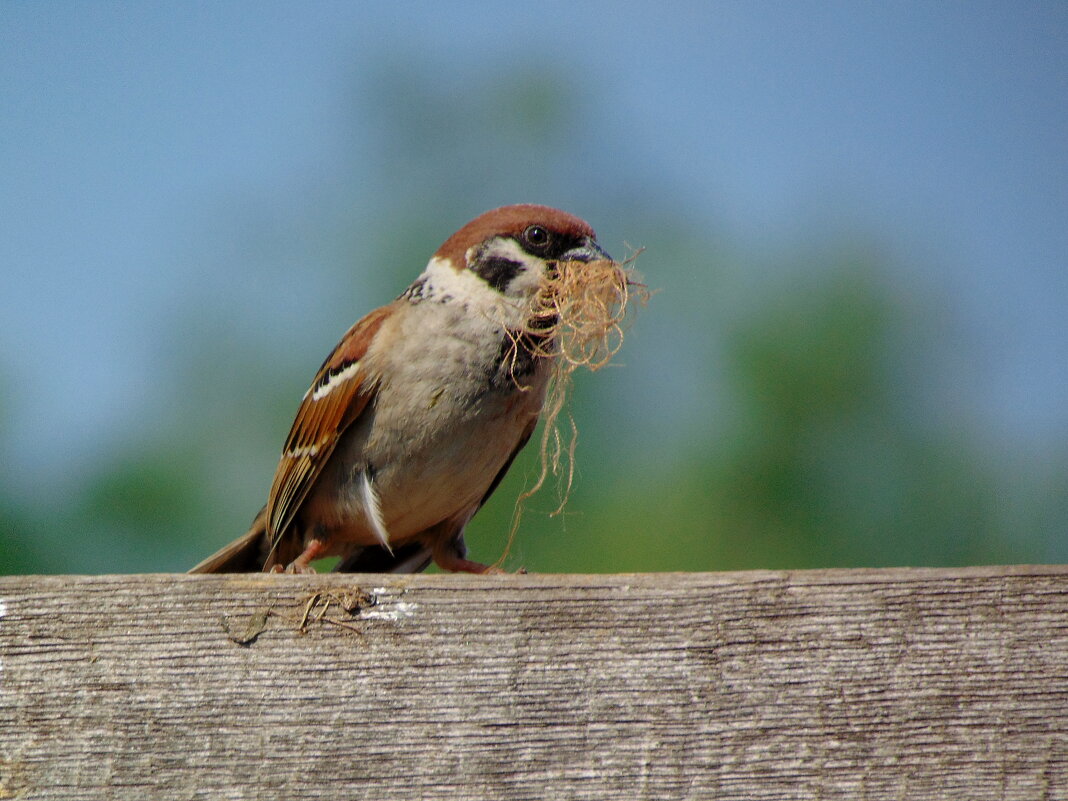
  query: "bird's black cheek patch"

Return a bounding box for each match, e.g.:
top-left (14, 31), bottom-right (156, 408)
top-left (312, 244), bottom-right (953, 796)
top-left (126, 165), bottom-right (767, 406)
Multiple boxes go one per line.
top-left (473, 256), bottom-right (524, 292)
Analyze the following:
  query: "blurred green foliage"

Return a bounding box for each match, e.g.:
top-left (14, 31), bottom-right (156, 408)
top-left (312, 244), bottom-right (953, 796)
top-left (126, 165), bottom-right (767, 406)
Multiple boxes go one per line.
top-left (1, 62), bottom-right (1064, 574)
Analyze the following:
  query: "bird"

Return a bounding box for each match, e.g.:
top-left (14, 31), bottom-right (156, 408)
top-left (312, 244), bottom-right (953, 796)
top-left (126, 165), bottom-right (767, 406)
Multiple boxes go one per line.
top-left (190, 204), bottom-right (612, 575)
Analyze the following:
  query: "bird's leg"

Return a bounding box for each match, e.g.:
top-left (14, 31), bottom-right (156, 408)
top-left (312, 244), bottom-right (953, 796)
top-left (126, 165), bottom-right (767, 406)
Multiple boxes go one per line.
top-left (284, 536), bottom-right (329, 574)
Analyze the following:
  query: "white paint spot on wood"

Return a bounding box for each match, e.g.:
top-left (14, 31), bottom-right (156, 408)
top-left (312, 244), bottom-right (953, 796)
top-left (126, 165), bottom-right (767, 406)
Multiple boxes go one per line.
top-left (362, 601), bottom-right (418, 621)
top-left (363, 588), bottom-right (418, 621)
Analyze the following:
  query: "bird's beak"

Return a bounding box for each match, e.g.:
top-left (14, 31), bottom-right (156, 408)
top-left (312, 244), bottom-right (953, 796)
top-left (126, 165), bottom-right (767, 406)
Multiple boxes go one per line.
top-left (560, 237), bottom-right (613, 263)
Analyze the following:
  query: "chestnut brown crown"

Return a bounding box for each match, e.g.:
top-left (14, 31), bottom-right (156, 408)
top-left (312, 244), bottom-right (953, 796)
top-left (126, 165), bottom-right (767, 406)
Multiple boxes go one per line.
top-left (435, 204), bottom-right (599, 270)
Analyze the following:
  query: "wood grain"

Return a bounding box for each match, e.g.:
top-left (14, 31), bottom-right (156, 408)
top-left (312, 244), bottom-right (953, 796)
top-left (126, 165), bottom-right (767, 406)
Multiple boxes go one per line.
top-left (2, 566), bottom-right (1067, 800)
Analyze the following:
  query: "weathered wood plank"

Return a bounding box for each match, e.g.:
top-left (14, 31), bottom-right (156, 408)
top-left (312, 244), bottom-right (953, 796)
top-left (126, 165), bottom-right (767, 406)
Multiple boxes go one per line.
top-left (2, 566), bottom-right (1067, 800)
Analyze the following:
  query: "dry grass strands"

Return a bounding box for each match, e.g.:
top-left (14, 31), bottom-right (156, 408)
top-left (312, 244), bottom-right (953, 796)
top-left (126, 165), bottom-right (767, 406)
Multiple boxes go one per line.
top-left (494, 254), bottom-right (649, 566)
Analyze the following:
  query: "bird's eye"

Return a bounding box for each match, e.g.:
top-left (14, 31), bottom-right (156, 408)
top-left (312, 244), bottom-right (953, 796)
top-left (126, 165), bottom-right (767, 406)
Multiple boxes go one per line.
top-left (523, 225), bottom-right (551, 250)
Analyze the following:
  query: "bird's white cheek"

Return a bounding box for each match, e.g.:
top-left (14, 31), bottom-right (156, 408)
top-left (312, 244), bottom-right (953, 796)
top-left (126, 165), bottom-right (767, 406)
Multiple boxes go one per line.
top-left (504, 264), bottom-right (545, 296)
top-left (422, 256), bottom-right (497, 304)
top-left (419, 256), bottom-right (531, 328)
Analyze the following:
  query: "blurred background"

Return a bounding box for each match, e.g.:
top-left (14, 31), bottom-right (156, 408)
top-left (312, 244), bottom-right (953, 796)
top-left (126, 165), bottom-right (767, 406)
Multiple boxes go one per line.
top-left (2, 3), bottom-right (1066, 574)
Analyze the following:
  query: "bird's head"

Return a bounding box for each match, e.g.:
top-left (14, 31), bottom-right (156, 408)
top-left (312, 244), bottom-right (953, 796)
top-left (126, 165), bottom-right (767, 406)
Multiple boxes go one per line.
top-left (433, 204), bottom-right (612, 299)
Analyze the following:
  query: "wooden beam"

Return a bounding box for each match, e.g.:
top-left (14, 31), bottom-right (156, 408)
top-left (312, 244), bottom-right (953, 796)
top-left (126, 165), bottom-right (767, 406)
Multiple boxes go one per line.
top-left (2, 566), bottom-right (1067, 799)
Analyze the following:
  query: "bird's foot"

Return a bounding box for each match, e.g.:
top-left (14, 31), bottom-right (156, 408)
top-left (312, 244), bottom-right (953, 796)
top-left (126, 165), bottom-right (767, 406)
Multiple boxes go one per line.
top-left (278, 538), bottom-right (329, 574)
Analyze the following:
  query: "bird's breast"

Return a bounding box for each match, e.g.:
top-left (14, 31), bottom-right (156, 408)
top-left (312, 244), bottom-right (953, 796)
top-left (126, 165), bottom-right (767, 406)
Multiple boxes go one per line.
top-left (317, 298), bottom-right (552, 545)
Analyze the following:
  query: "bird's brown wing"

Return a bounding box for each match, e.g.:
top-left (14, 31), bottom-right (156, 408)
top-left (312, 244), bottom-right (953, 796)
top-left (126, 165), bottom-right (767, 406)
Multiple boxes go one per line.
top-left (265, 304), bottom-right (392, 557)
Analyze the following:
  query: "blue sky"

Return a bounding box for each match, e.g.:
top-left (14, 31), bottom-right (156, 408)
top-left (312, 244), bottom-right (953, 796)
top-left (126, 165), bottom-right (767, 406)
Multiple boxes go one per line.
top-left (2, 2), bottom-right (1066, 487)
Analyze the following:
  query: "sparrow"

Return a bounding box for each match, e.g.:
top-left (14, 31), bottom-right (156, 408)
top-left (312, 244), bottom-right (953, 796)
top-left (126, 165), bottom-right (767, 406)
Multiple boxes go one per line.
top-left (190, 204), bottom-right (612, 575)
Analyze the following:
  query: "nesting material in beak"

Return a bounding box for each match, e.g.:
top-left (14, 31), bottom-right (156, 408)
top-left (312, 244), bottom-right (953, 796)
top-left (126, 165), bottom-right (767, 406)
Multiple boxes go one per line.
top-left (498, 253), bottom-right (650, 548)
